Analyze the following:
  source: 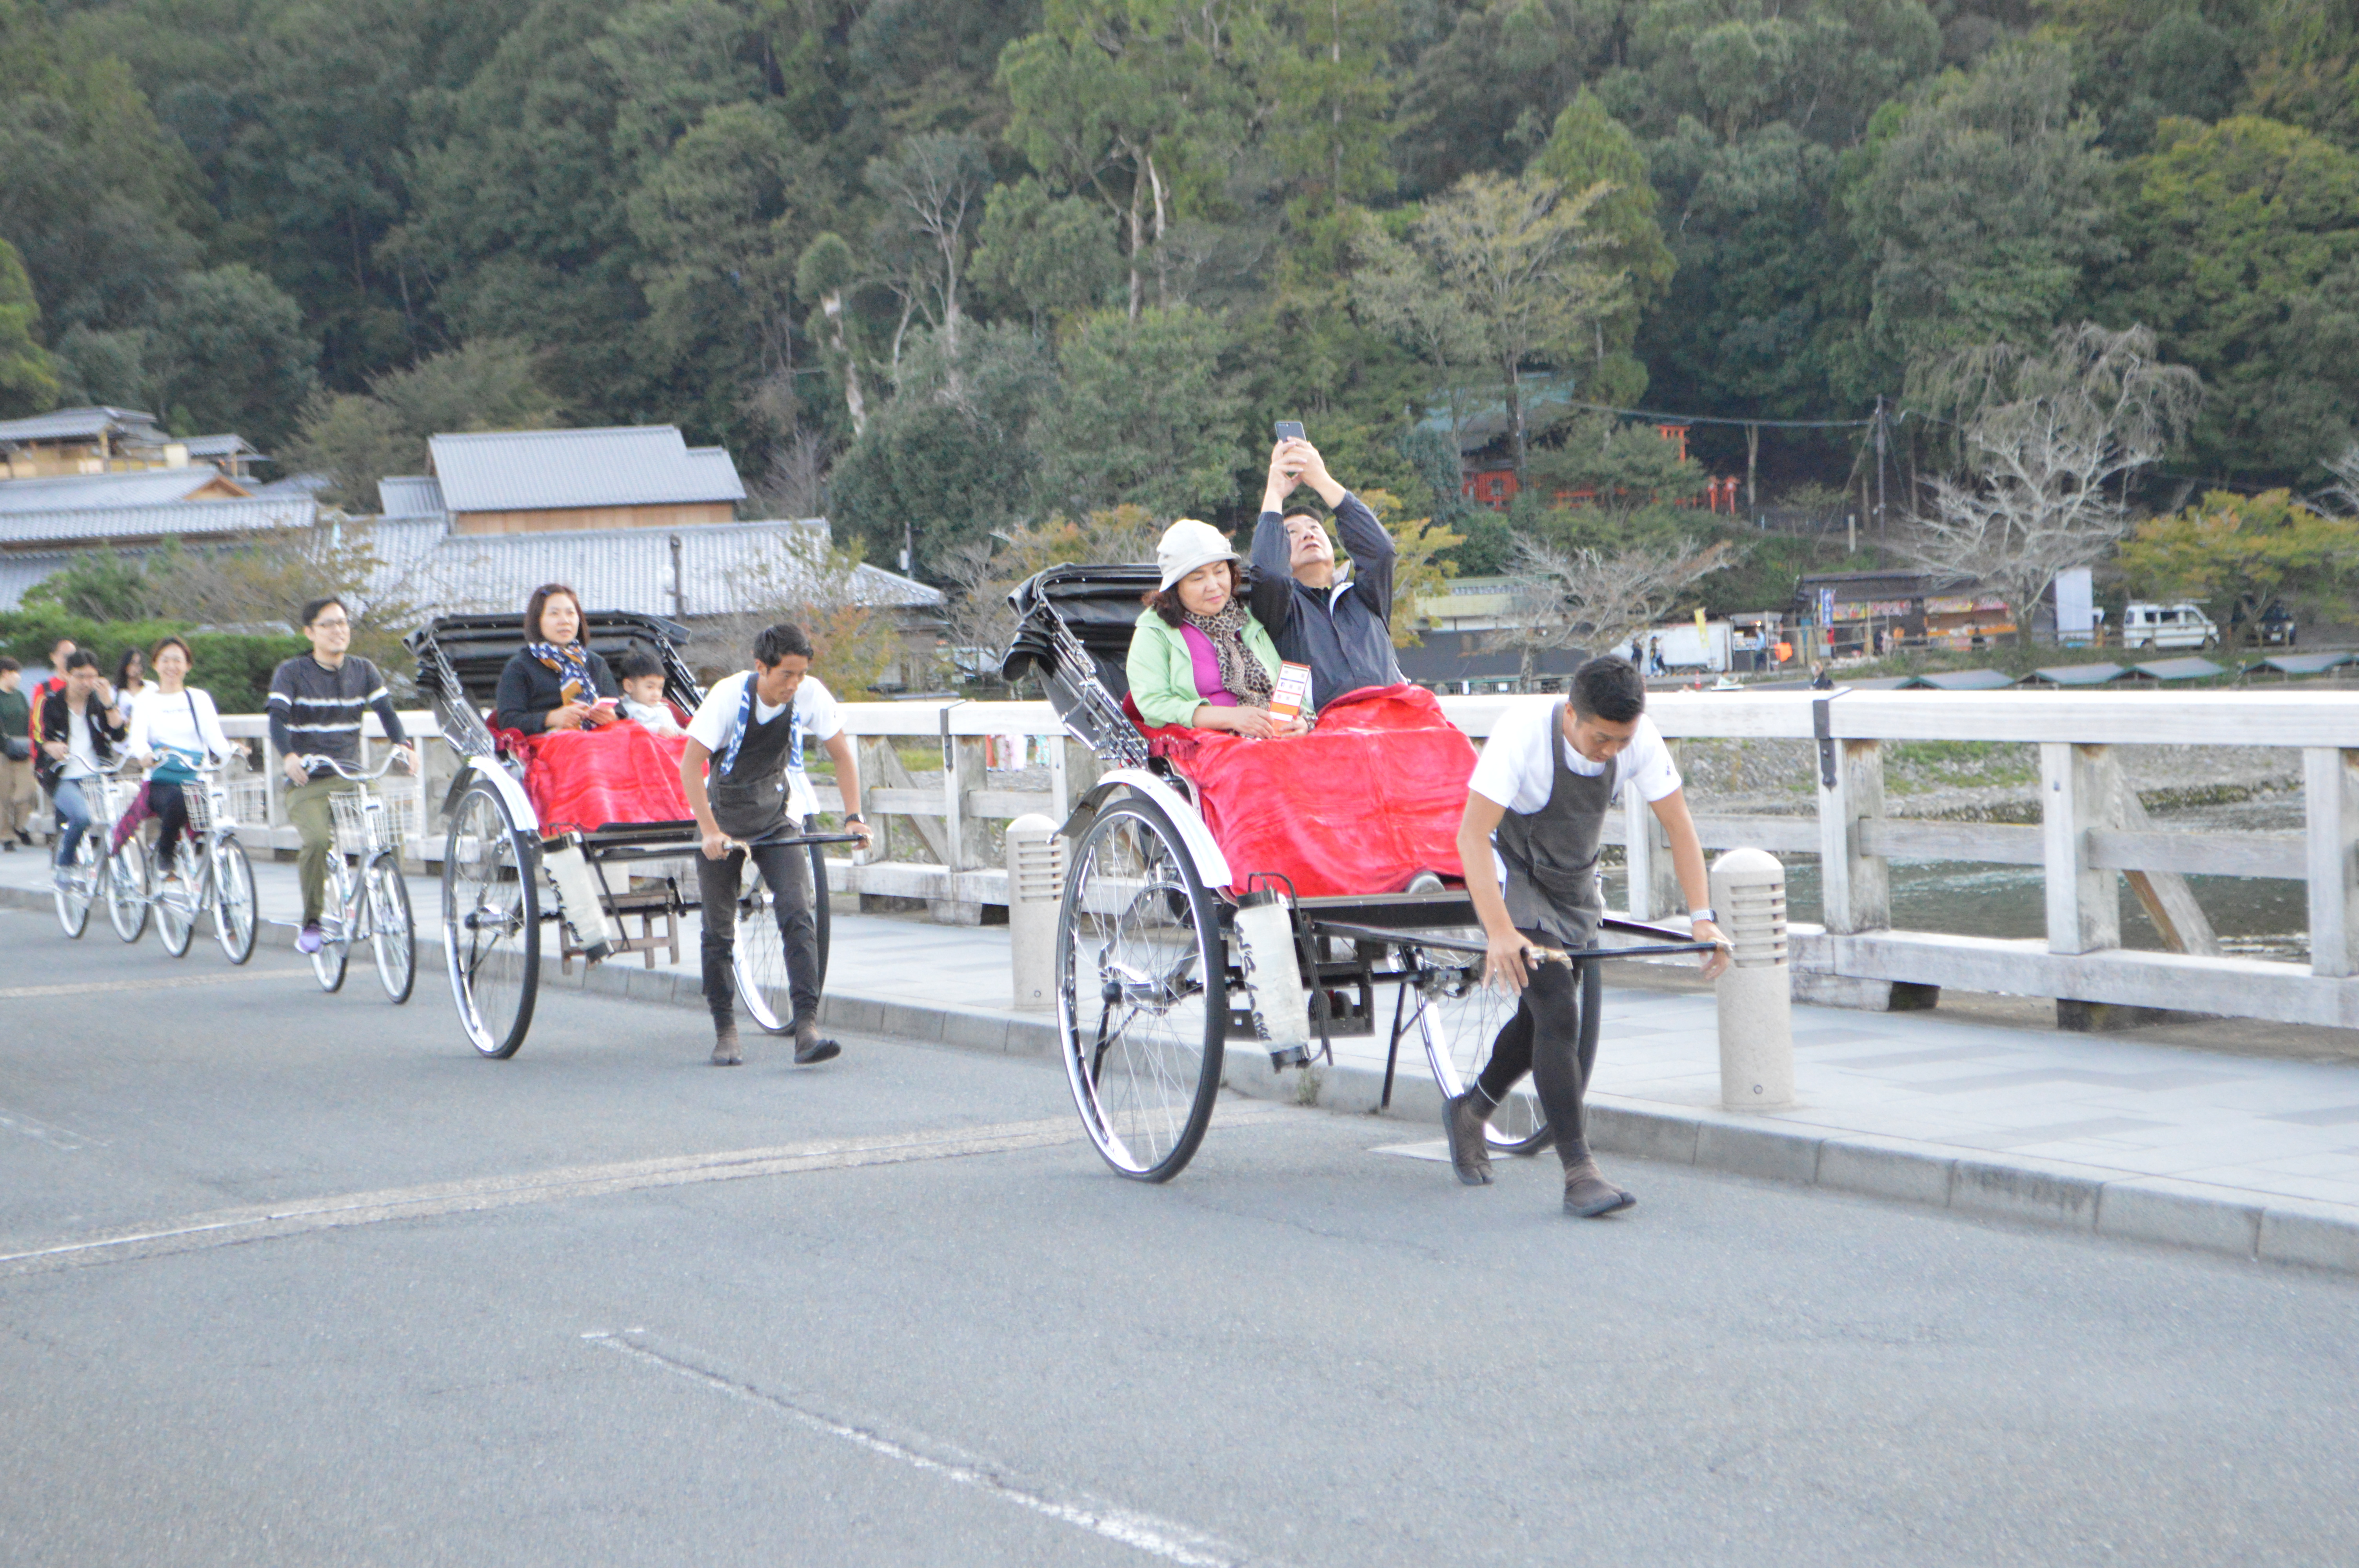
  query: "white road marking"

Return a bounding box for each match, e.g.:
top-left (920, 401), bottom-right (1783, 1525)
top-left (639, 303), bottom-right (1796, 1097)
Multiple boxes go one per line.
top-left (0, 968), bottom-right (307, 1000)
top-left (1369, 1139), bottom-right (1453, 1163)
top-left (0, 1103), bottom-right (1297, 1275)
top-left (589, 1332), bottom-right (1273, 1568)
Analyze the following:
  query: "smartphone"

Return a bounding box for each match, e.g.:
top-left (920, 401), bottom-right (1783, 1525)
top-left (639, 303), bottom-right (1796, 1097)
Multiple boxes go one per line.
top-left (1273, 420), bottom-right (1305, 443)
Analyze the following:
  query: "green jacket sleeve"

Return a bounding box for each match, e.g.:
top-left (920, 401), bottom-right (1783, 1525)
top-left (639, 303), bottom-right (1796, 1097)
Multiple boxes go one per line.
top-left (1127, 615), bottom-right (1205, 729)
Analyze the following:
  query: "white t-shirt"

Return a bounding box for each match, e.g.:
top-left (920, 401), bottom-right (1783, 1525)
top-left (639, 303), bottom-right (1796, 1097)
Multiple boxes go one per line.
top-left (128, 686), bottom-right (231, 767)
top-left (686, 673), bottom-right (845, 815)
top-left (1467, 701), bottom-right (1681, 815)
top-left (63, 705), bottom-right (101, 780)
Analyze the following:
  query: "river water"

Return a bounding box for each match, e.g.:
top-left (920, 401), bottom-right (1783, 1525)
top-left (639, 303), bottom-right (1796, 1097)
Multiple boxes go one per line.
top-left (1603, 797), bottom-right (2314, 964)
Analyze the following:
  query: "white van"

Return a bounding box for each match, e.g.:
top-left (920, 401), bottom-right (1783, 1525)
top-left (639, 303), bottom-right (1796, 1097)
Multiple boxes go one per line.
top-left (2121, 601), bottom-right (2218, 650)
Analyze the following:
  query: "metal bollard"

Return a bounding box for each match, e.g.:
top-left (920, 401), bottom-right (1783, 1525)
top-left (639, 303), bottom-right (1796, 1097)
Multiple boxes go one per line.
top-left (1710, 847), bottom-right (1794, 1110)
top-left (1006, 813), bottom-right (1065, 1010)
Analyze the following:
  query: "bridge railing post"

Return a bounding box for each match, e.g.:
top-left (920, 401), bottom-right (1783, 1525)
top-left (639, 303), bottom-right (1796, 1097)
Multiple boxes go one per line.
top-left (2306, 746), bottom-right (2359, 978)
top-left (2042, 741), bottom-right (2122, 955)
top-left (1815, 735), bottom-right (1888, 934)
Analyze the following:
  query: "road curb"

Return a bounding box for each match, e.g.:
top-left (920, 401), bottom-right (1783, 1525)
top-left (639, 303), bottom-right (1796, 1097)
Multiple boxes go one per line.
top-left (14, 880), bottom-right (2357, 1279)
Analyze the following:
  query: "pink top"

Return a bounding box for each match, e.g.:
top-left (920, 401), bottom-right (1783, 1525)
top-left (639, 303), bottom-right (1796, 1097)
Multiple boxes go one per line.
top-left (1179, 624), bottom-right (1239, 707)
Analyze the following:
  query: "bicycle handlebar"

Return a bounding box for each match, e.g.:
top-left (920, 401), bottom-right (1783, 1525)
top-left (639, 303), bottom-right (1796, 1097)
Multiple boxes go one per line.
top-left (290, 752), bottom-right (413, 782)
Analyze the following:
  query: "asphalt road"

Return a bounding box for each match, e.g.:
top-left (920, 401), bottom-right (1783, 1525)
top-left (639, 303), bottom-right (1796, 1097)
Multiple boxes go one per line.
top-left (3, 903), bottom-right (2356, 1566)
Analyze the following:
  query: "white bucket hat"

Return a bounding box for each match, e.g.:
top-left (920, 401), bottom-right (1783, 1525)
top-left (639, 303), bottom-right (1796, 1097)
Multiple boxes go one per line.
top-left (1156, 518), bottom-right (1241, 593)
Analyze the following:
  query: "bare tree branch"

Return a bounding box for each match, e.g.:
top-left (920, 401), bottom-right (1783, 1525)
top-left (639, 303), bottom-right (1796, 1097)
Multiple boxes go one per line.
top-left (1490, 535), bottom-right (1733, 686)
top-left (1901, 322), bottom-right (2202, 644)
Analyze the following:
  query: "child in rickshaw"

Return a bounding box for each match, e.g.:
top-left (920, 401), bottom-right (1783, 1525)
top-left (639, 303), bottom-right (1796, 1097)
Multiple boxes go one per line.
top-left (614, 650), bottom-right (685, 736)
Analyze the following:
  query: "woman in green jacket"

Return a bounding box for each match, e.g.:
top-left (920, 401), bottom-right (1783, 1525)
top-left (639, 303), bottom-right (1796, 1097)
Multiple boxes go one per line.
top-left (1126, 519), bottom-right (1306, 737)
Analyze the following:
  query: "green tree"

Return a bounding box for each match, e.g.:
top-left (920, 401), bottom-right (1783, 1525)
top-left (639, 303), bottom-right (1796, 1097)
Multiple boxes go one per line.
top-left (969, 176), bottom-right (1125, 330)
top-left (828, 322), bottom-right (1054, 570)
top-left (628, 100), bottom-right (832, 389)
top-left (286, 338), bottom-right (557, 507)
top-left (1032, 305), bottom-right (1247, 518)
top-left (865, 131), bottom-right (992, 366)
top-left (2103, 114), bottom-right (2359, 482)
top-left (2121, 487), bottom-right (2359, 638)
top-left (1391, 0), bottom-right (1616, 195)
top-left (1851, 42), bottom-right (2117, 377)
top-left (0, 4), bottom-right (204, 338)
top-left (1269, 0), bottom-right (1398, 221)
top-left (2043, 0), bottom-right (2256, 151)
top-left (1412, 169), bottom-right (1625, 478)
top-left (0, 235), bottom-right (58, 417)
top-left (149, 264), bottom-right (321, 448)
top-left (999, 0), bottom-right (1273, 318)
top-left (1530, 91), bottom-right (1675, 407)
top-left (796, 231), bottom-right (869, 440)
top-left (2241, 0), bottom-right (2359, 149)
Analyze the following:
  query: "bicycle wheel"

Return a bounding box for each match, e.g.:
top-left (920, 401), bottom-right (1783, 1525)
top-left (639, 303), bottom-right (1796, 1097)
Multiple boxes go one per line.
top-left (1056, 793), bottom-right (1225, 1182)
top-left (442, 782), bottom-right (539, 1058)
top-left (53, 834), bottom-right (95, 938)
top-left (731, 841), bottom-right (832, 1034)
top-left (309, 859), bottom-right (351, 991)
top-left (212, 836), bottom-right (257, 964)
top-left (1416, 947), bottom-right (1597, 1157)
top-left (107, 837), bottom-right (150, 944)
top-left (154, 851), bottom-right (196, 958)
top-left (366, 856), bottom-right (415, 1004)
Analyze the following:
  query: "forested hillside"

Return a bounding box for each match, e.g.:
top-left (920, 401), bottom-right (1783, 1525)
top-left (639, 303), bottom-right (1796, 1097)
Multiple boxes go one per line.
top-left (2, 0), bottom-right (2354, 583)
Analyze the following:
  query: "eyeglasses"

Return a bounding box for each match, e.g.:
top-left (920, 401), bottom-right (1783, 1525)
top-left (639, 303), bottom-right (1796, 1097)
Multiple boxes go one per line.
top-left (309, 617), bottom-right (351, 630)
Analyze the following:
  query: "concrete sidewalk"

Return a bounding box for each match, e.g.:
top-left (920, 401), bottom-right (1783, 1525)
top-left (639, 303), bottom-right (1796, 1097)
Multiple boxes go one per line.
top-left (5, 844), bottom-right (2356, 1275)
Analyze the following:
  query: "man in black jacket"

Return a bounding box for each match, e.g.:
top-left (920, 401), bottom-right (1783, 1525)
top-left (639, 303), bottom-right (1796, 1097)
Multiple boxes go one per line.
top-left (1249, 437), bottom-right (1403, 713)
top-left (36, 652), bottom-right (126, 885)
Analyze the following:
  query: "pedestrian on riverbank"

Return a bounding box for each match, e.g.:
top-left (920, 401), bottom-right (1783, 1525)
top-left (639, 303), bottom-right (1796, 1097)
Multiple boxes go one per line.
top-left (267, 598), bottom-right (413, 953)
top-left (1448, 655), bottom-right (1730, 1217)
top-left (679, 622), bottom-right (873, 1067)
top-left (0, 657), bottom-right (36, 850)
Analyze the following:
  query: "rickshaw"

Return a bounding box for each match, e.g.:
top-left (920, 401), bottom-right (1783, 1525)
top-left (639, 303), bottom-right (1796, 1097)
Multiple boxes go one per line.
top-left (1001, 565), bottom-right (1714, 1182)
top-left (406, 612), bottom-right (858, 1058)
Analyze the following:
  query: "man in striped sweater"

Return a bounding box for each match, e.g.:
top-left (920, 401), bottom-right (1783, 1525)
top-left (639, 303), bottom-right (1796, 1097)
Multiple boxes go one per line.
top-left (267, 597), bottom-right (414, 952)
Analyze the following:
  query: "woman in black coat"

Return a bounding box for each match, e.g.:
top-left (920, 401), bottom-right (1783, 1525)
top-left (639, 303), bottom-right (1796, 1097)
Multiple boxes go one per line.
top-left (494, 583), bottom-right (622, 735)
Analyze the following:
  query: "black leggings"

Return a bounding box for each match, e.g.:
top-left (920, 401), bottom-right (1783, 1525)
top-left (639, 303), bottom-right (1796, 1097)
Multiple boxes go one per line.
top-left (147, 780), bottom-right (189, 869)
top-left (1474, 929), bottom-right (1600, 1156)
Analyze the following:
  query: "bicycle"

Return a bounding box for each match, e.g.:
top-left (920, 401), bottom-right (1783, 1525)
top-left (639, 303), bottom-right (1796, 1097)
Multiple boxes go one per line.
top-left (144, 760), bottom-right (260, 965)
top-left (281, 754), bottom-right (416, 1001)
top-left (51, 762), bottom-right (150, 945)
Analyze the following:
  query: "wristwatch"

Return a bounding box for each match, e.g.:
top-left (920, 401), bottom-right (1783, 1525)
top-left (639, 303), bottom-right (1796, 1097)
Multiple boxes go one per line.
top-left (1689, 907), bottom-right (1717, 925)
top-left (845, 813), bottom-right (865, 824)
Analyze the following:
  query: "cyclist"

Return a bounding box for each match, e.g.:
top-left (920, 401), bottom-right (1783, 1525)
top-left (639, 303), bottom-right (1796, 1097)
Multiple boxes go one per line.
top-left (35, 651), bottom-right (127, 891)
top-left (267, 597), bottom-right (414, 953)
top-left (123, 637), bottom-right (233, 888)
top-left (680, 621), bottom-right (872, 1067)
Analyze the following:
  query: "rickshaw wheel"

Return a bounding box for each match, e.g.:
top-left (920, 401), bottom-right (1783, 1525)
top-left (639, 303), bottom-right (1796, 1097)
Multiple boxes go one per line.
top-left (1057, 793), bottom-right (1225, 1182)
top-left (442, 782), bottom-right (540, 1058)
top-left (732, 842), bottom-right (833, 1034)
top-left (1415, 949), bottom-right (1598, 1156)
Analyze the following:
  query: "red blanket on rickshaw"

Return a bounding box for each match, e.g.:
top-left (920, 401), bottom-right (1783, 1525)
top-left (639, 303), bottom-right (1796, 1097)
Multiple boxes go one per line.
top-left (1138, 684), bottom-right (1476, 898)
top-left (500, 721), bottom-right (694, 831)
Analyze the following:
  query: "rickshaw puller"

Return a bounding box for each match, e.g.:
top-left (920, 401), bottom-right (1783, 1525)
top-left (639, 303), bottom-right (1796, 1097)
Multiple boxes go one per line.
top-left (1452, 656), bottom-right (1730, 1217)
top-left (681, 622), bottom-right (873, 1067)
